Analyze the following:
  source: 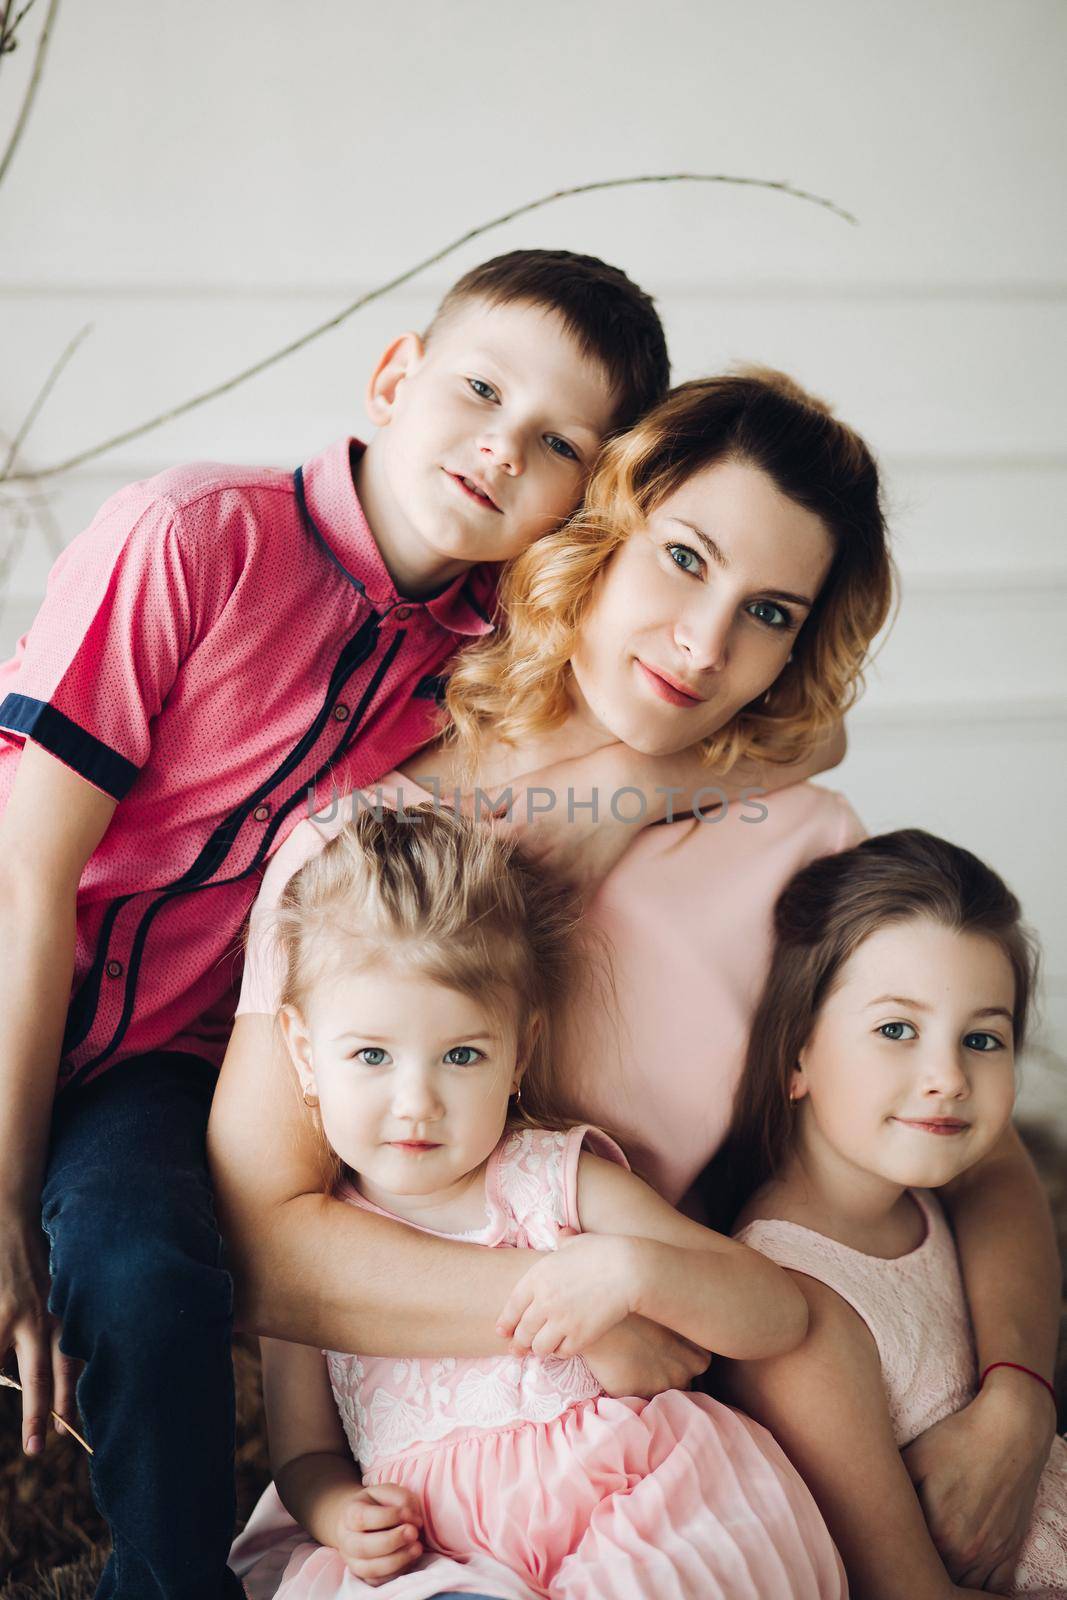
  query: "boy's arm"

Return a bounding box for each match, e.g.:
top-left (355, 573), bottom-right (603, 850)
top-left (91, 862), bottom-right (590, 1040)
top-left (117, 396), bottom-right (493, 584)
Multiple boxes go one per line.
top-left (903, 1124), bottom-right (1060, 1591)
top-left (481, 718), bottom-right (846, 894)
top-left (0, 742), bottom-right (116, 1454)
top-left (722, 1274), bottom-right (985, 1600)
top-left (208, 1014), bottom-right (708, 1398)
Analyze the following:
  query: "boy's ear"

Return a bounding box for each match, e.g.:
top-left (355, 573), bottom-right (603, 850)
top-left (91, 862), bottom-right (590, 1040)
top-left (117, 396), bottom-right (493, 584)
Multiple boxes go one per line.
top-left (278, 1004), bottom-right (317, 1100)
top-left (365, 331), bottom-right (425, 427)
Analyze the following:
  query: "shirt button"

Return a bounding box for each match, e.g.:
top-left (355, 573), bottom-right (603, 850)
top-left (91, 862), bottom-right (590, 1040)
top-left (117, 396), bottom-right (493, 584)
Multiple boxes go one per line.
top-left (253, 803), bottom-right (271, 821)
top-left (393, 606), bottom-right (412, 621)
top-left (105, 959), bottom-right (124, 979)
top-left (332, 703), bottom-right (350, 722)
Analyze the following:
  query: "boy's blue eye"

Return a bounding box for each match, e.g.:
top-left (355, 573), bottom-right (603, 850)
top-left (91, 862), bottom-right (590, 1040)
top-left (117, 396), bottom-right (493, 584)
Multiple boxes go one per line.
top-left (545, 435), bottom-right (579, 462)
top-left (964, 1032), bottom-right (1004, 1052)
top-left (878, 1021), bottom-right (917, 1041)
top-left (746, 599), bottom-right (793, 630)
top-left (444, 1046), bottom-right (482, 1066)
top-left (355, 1047), bottom-right (389, 1066)
top-left (468, 378), bottom-right (498, 402)
top-left (667, 543), bottom-right (702, 575)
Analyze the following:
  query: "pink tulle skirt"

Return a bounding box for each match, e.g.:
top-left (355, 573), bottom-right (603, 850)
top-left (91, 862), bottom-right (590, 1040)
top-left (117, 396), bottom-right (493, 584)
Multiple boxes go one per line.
top-left (231, 1392), bottom-right (846, 1599)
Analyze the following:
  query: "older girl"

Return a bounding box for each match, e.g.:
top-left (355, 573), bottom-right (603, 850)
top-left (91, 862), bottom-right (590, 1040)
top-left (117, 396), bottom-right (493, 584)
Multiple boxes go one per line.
top-left (210, 370), bottom-right (1059, 1587)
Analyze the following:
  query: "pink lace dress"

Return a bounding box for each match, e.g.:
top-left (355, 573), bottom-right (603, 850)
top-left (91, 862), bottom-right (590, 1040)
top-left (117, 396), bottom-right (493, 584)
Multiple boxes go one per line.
top-left (231, 1126), bottom-right (847, 1599)
top-left (737, 1190), bottom-right (1067, 1596)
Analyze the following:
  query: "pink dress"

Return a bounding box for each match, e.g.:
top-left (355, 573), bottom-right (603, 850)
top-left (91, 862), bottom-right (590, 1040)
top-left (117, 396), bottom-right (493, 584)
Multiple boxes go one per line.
top-left (231, 1126), bottom-right (847, 1599)
top-left (738, 1191), bottom-right (1067, 1596)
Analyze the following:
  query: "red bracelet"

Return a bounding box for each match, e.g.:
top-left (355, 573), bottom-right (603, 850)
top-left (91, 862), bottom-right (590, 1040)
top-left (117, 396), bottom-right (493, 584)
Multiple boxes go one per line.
top-left (979, 1361), bottom-right (1058, 1409)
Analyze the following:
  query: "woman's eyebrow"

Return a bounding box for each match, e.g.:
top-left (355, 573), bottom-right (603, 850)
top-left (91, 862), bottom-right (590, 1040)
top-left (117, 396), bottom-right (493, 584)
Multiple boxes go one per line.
top-left (666, 517), bottom-right (816, 607)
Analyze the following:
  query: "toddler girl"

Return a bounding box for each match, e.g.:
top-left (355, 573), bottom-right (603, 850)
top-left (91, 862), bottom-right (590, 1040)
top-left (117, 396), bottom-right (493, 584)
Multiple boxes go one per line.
top-left (230, 803), bottom-right (847, 1598)
top-left (714, 827), bottom-right (1066, 1599)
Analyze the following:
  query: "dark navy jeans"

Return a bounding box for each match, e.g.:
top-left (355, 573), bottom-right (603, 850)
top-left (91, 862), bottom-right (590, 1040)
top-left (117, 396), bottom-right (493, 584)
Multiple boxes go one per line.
top-left (39, 1051), bottom-right (502, 1600)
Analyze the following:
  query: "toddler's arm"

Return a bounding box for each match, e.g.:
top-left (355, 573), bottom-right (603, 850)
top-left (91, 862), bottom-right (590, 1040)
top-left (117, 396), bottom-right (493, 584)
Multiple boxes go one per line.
top-left (496, 1153), bottom-right (808, 1360)
top-left (262, 1336), bottom-right (423, 1583)
top-left (722, 1274), bottom-right (987, 1600)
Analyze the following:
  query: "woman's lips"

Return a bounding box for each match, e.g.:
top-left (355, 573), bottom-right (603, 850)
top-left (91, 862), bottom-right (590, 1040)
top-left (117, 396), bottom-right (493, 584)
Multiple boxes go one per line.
top-left (892, 1118), bottom-right (970, 1136)
top-left (635, 659), bottom-right (703, 708)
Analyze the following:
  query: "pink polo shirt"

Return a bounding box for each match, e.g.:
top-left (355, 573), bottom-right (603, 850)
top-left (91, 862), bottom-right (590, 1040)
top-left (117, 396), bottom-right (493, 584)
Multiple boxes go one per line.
top-left (0, 440), bottom-right (496, 1090)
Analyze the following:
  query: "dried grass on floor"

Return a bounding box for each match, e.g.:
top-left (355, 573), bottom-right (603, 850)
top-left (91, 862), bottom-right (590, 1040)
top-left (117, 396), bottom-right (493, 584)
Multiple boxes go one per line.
top-left (2, 1127), bottom-right (1065, 1599)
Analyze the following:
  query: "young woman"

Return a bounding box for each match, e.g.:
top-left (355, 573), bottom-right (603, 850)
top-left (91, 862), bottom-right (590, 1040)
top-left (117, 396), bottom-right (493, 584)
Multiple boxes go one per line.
top-left (210, 370), bottom-right (1059, 1592)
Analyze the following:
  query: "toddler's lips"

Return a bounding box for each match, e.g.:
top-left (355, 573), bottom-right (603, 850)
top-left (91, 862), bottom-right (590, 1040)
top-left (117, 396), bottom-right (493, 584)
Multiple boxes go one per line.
top-left (445, 470), bottom-right (501, 513)
top-left (388, 1140), bottom-right (442, 1154)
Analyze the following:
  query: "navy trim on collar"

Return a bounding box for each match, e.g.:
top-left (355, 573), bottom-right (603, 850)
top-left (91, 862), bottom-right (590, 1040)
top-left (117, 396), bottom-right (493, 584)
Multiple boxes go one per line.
top-left (294, 466), bottom-right (367, 596)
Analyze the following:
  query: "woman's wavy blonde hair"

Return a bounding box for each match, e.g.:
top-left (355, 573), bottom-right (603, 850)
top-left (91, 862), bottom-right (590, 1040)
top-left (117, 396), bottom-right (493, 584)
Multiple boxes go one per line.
top-left (273, 804), bottom-right (595, 1192)
top-left (444, 367), bottom-right (895, 776)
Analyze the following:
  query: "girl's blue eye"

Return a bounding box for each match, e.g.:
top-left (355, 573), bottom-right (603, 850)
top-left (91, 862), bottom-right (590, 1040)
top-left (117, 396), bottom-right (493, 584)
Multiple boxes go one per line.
top-left (964, 1032), bottom-right (1004, 1052)
top-left (746, 599), bottom-right (792, 630)
top-left (667, 543), bottom-right (702, 575)
top-left (356, 1047), bottom-right (389, 1066)
top-left (878, 1021), bottom-right (917, 1042)
top-left (468, 378), bottom-right (498, 401)
top-left (546, 435), bottom-right (579, 461)
top-left (444, 1046), bottom-right (482, 1066)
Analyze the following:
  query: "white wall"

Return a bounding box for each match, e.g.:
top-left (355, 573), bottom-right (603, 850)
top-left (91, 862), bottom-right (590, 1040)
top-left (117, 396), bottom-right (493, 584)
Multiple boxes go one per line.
top-left (2, 0), bottom-right (1065, 1119)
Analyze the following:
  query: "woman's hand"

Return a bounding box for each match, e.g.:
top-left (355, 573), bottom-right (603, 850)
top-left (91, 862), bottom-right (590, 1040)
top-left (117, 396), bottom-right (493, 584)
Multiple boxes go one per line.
top-left (331, 1483), bottom-right (424, 1585)
top-left (902, 1371), bottom-right (1056, 1591)
top-left (496, 1233), bottom-right (640, 1357)
top-left (0, 1204), bottom-right (79, 1454)
top-left (581, 1315), bottom-right (711, 1398)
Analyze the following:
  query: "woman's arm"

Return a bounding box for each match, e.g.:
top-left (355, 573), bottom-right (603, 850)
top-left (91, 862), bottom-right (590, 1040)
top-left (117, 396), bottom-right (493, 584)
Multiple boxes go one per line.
top-left (722, 1275), bottom-right (987, 1600)
top-left (208, 1018), bottom-right (710, 1398)
top-left (496, 1153), bottom-right (808, 1360)
top-left (262, 1337), bottom-right (423, 1582)
top-left (903, 1124), bottom-right (1060, 1590)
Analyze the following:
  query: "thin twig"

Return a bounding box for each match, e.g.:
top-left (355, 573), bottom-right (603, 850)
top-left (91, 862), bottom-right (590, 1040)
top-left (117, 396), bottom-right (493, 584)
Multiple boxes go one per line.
top-left (0, 0), bottom-right (41, 58)
top-left (1, 171), bottom-right (856, 485)
top-left (1, 321), bottom-right (92, 478)
top-left (0, 0), bottom-right (58, 185)
top-left (0, 1373), bottom-right (93, 1455)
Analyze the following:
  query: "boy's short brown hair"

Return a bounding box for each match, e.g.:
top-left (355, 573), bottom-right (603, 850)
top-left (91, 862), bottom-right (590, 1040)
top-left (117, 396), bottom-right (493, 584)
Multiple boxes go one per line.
top-left (429, 249), bottom-right (670, 433)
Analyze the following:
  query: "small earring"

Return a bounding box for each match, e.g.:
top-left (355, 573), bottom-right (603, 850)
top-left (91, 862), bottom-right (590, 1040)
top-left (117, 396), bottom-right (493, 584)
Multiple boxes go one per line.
top-left (513, 1083), bottom-right (522, 1104)
top-left (303, 1090), bottom-right (319, 1109)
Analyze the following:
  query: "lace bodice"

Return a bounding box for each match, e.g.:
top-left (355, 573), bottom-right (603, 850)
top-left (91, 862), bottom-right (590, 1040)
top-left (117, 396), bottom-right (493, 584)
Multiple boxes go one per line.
top-left (326, 1125), bottom-right (627, 1474)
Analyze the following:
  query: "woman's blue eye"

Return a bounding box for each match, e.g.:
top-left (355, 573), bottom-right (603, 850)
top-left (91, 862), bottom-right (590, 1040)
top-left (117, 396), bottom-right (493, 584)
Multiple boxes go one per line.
top-left (444, 1046), bottom-right (482, 1066)
top-left (878, 1021), bottom-right (917, 1041)
top-left (666, 543), bottom-right (702, 575)
top-left (356, 1047), bottom-right (389, 1066)
top-left (964, 1032), bottom-right (1004, 1052)
top-left (747, 599), bottom-right (792, 630)
top-left (468, 378), bottom-right (498, 401)
top-left (546, 435), bottom-right (579, 461)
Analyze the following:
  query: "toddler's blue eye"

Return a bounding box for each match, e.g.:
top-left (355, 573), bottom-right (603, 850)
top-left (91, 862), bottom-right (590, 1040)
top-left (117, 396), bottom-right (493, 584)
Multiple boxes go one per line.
top-left (667, 544), bottom-right (702, 575)
top-left (546, 435), bottom-right (579, 461)
top-left (356, 1047), bottom-right (388, 1066)
top-left (964, 1032), bottom-right (1004, 1052)
top-left (468, 378), bottom-right (498, 401)
top-left (747, 600), bottom-right (791, 629)
top-left (878, 1021), bottom-right (917, 1041)
top-left (444, 1046), bottom-right (481, 1066)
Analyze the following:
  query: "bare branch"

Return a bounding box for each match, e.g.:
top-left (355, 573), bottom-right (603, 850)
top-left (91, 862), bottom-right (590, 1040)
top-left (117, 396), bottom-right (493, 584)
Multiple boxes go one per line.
top-left (0, 0), bottom-right (42, 59)
top-left (0, 0), bottom-right (59, 183)
top-left (1, 171), bottom-right (856, 486)
top-left (1, 321), bottom-right (92, 478)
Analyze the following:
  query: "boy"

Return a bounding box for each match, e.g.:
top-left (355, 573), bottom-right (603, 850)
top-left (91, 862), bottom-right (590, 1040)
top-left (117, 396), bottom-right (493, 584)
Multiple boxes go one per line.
top-left (0, 249), bottom-right (670, 1600)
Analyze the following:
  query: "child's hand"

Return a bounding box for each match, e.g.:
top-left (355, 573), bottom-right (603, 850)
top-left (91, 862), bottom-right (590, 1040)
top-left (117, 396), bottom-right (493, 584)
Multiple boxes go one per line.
top-left (496, 1233), bottom-right (638, 1357)
top-left (332, 1483), bottom-right (423, 1585)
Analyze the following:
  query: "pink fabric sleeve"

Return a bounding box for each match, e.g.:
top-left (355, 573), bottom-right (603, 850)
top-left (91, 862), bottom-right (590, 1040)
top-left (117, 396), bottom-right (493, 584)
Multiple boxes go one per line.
top-left (562, 1124), bottom-right (630, 1232)
top-left (234, 818), bottom-right (330, 1015)
top-left (0, 486), bottom-right (209, 798)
